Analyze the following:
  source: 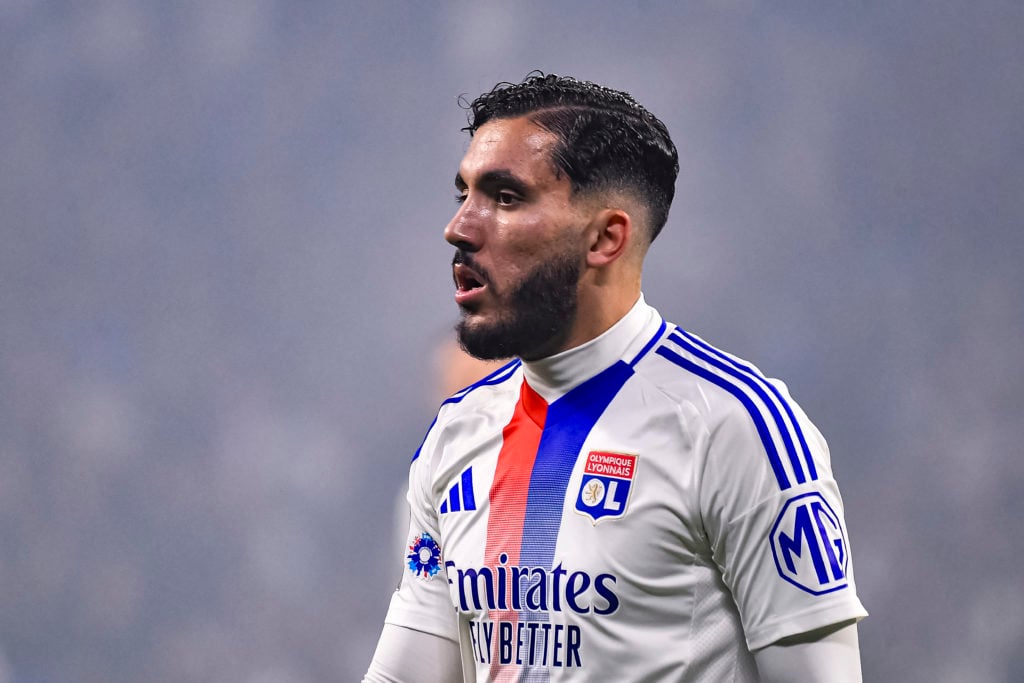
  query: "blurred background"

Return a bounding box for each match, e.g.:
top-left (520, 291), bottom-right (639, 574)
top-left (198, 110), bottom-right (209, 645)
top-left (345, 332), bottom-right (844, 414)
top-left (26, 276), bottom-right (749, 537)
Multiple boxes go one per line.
top-left (2, 1), bottom-right (1022, 681)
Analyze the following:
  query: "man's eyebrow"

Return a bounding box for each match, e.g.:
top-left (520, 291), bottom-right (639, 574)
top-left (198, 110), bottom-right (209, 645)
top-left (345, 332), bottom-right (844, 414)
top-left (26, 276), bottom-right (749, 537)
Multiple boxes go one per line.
top-left (454, 169), bottom-right (528, 192)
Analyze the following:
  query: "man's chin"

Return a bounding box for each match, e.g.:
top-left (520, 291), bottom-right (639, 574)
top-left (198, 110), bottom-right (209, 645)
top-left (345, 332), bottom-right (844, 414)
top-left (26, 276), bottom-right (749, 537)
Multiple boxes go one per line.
top-left (457, 301), bottom-right (509, 328)
top-left (455, 317), bottom-right (513, 361)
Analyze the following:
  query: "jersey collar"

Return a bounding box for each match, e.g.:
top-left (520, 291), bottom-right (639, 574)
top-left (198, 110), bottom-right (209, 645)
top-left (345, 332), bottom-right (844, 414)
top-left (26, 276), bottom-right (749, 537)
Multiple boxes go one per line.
top-left (522, 294), bottom-right (662, 403)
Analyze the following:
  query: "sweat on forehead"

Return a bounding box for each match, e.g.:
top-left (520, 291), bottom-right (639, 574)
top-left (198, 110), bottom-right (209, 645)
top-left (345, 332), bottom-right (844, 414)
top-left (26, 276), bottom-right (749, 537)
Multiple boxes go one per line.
top-left (455, 118), bottom-right (566, 190)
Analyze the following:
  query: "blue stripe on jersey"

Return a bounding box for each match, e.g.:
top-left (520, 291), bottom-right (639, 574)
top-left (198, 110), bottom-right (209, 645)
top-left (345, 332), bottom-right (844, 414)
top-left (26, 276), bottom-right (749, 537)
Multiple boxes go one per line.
top-left (663, 331), bottom-right (815, 485)
top-left (514, 360), bottom-right (634, 681)
top-left (412, 359), bottom-right (523, 462)
top-left (518, 360), bottom-right (635, 570)
top-left (460, 466), bottom-right (476, 511)
top-left (655, 345), bottom-right (793, 490)
top-left (629, 318), bottom-right (668, 368)
top-left (411, 418), bottom-right (438, 463)
top-left (667, 330), bottom-right (810, 486)
top-left (443, 358), bottom-right (523, 407)
top-left (673, 328), bottom-right (818, 481)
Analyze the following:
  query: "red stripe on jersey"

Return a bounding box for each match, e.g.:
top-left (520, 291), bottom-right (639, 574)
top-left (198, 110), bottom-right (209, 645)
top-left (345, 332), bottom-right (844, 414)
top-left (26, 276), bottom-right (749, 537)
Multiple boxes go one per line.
top-left (484, 380), bottom-right (547, 677)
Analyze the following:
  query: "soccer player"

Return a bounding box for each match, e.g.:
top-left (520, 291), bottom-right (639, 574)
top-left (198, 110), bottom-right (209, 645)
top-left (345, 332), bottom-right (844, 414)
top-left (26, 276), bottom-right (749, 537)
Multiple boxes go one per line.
top-left (364, 73), bottom-right (867, 682)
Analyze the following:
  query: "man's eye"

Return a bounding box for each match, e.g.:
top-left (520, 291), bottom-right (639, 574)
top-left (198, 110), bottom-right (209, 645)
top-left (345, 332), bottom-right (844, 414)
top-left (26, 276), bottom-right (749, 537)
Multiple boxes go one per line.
top-left (496, 191), bottom-right (519, 205)
top-left (454, 193), bottom-right (467, 204)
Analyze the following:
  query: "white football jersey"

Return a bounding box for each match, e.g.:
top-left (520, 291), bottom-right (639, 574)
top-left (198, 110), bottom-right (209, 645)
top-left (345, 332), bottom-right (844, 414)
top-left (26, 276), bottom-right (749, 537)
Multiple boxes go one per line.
top-left (385, 296), bottom-right (867, 682)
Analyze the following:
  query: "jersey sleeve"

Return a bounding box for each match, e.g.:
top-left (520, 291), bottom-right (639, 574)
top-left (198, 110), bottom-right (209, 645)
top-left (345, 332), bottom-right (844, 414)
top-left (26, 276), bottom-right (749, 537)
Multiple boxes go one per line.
top-left (698, 380), bottom-right (868, 651)
top-left (380, 420), bottom-right (460, 643)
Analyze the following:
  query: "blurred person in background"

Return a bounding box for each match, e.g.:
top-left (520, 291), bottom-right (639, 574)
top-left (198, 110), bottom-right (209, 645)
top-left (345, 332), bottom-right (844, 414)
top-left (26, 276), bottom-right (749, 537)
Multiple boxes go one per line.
top-left (364, 73), bottom-right (867, 682)
top-left (433, 337), bottom-right (509, 404)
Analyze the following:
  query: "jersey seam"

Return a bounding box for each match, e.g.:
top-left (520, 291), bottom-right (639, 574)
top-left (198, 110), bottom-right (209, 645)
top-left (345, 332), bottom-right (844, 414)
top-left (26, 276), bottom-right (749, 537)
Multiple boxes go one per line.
top-left (633, 349), bottom-right (723, 545)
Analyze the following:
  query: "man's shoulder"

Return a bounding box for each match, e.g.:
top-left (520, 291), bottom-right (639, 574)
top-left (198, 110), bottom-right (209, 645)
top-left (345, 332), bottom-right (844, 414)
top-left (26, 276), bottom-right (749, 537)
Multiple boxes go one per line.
top-left (439, 358), bottom-right (523, 410)
top-left (411, 359), bottom-right (522, 466)
top-left (431, 359), bottom-right (522, 427)
top-left (633, 323), bottom-right (791, 425)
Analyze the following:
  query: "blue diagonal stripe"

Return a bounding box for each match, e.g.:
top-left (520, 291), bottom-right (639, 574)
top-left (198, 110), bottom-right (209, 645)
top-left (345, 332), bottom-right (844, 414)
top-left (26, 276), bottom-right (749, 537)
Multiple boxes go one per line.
top-left (674, 328), bottom-right (818, 481)
top-left (413, 359), bottom-right (522, 462)
top-left (519, 360), bottom-right (635, 570)
top-left (443, 359), bottom-right (523, 407)
top-left (629, 319), bottom-right (667, 368)
top-left (656, 345), bottom-right (792, 490)
top-left (516, 360), bottom-right (635, 681)
top-left (667, 331), bottom-right (808, 485)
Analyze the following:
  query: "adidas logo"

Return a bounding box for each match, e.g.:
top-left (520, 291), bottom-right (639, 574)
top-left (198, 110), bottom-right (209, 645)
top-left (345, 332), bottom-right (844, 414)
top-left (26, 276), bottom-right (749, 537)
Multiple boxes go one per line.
top-left (440, 467), bottom-right (477, 514)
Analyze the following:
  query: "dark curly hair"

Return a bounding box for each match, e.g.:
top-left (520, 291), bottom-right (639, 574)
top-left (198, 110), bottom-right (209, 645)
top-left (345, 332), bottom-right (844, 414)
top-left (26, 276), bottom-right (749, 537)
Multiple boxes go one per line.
top-left (462, 72), bottom-right (679, 242)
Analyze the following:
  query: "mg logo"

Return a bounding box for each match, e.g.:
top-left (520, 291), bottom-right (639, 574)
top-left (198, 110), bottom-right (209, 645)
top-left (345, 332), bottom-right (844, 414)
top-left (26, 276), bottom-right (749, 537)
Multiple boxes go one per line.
top-left (770, 492), bottom-right (850, 595)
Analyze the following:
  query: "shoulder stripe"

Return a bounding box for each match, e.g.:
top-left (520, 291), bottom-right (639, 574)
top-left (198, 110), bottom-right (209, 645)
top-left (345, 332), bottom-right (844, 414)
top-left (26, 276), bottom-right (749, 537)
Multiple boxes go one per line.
top-left (663, 329), bottom-right (813, 487)
top-left (412, 358), bottom-right (522, 463)
top-left (655, 344), bottom-right (793, 490)
top-left (442, 358), bottom-right (522, 407)
top-left (411, 415), bottom-right (439, 463)
top-left (672, 328), bottom-right (818, 481)
top-left (629, 318), bottom-right (668, 368)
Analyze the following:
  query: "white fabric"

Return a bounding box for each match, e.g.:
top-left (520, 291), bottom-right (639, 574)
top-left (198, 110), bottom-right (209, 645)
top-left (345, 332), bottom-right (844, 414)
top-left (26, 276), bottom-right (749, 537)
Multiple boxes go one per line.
top-left (377, 296), bottom-right (867, 681)
top-left (363, 623), bottom-right (463, 683)
top-left (754, 622), bottom-right (862, 682)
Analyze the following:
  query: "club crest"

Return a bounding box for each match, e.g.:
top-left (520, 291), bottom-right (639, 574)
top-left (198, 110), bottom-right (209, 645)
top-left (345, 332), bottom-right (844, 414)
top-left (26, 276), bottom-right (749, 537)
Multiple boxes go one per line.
top-left (575, 451), bottom-right (638, 524)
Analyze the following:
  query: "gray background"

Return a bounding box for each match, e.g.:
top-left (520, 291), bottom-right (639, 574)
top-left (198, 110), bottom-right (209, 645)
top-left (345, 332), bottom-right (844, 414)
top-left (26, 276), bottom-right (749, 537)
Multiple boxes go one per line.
top-left (2, 1), bottom-right (1022, 681)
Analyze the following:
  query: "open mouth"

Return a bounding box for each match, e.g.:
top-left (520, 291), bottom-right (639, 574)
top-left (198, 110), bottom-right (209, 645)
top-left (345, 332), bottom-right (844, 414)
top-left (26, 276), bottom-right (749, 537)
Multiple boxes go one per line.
top-left (453, 263), bottom-right (486, 293)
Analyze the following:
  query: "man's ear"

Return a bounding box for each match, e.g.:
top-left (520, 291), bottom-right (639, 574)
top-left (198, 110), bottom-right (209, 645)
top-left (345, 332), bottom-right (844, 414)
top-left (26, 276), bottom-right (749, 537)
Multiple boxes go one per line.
top-left (586, 208), bottom-right (632, 268)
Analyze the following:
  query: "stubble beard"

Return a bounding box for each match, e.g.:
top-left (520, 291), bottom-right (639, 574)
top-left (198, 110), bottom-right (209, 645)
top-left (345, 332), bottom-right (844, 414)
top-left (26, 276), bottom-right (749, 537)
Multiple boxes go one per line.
top-left (455, 250), bottom-right (583, 362)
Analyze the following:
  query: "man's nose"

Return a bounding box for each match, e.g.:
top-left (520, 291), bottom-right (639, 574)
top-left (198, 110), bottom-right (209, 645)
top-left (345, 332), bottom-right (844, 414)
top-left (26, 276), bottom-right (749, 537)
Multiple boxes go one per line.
top-left (444, 201), bottom-right (481, 251)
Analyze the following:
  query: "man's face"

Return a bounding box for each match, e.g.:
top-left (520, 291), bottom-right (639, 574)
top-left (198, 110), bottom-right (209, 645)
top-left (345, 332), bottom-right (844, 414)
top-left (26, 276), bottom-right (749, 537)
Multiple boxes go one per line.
top-left (445, 116), bottom-right (590, 361)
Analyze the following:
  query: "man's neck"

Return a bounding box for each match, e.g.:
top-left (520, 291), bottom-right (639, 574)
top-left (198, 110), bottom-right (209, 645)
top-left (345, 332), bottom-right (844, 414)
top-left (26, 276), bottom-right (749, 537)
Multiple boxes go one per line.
top-left (521, 294), bottom-right (656, 401)
top-left (548, 283), bottom-right (642, 357)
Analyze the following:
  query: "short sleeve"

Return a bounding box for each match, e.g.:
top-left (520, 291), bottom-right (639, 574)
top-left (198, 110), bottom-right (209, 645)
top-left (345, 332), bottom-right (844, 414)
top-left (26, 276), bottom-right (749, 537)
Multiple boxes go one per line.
top-left (699, 383), bottom-right (868, 650)
top-left (381, 427), bottom-right (460, 643)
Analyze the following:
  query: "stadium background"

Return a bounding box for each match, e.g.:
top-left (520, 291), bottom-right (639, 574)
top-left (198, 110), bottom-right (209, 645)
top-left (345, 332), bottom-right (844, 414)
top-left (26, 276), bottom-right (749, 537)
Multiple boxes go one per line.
top-left (1, 2), bottom-right (1021, 681)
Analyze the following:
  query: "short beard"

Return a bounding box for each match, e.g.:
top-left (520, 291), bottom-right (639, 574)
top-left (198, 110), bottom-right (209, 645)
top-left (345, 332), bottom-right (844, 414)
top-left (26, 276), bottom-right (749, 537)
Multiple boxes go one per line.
top-left (455, 251), bottom-right (582, 361)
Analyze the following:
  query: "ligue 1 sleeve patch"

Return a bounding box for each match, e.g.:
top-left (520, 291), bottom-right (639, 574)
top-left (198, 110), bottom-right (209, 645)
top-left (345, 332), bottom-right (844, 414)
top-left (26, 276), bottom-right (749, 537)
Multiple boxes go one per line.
top-left (575, 451), bottom-right (638, 524)
top-left (769, 492), bottom-right (850, 595)
top-left (407, 533), bottom-right (443, 579)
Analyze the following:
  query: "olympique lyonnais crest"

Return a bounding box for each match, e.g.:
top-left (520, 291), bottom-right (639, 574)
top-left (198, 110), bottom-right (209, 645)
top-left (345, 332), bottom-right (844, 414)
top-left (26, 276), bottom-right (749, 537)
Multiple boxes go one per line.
top-left (575, 451), bottom-right (638, 524)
